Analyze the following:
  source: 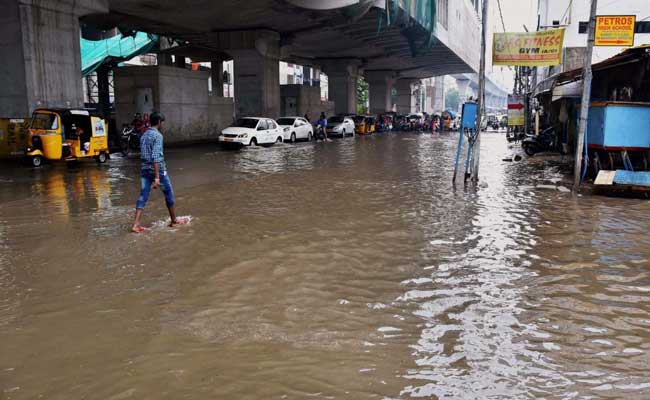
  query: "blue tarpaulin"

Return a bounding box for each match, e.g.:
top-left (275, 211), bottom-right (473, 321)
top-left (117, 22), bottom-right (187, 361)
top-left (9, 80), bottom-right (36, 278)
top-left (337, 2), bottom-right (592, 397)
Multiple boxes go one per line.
top-left (81, 32), bottom-right (159, 76)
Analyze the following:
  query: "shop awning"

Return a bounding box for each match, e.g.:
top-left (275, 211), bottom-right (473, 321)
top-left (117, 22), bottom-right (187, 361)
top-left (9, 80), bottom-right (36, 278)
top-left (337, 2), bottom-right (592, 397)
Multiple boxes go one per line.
top-left (556, 44), bottom-right (650, 85)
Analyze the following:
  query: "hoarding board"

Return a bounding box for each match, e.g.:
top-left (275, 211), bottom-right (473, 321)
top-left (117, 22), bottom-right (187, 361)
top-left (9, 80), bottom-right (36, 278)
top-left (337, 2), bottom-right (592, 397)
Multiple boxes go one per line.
top-left (493, 29), bottom-right (565, 67)
top-left (595, 15), bottom-right (635, 47)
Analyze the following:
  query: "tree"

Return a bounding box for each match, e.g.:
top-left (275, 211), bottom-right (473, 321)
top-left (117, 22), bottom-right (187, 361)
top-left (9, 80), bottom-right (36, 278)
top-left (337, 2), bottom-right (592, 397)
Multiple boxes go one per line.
top-left (357, 77), bottom-right (369, 115)
top-left (445, 88), bottom-right (460, 112)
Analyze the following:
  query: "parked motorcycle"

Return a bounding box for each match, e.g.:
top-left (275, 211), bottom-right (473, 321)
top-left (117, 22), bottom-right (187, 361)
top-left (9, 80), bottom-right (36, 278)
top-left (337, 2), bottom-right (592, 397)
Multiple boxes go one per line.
top-left (120, 125), bottom-right (140, 156)
top-left (522, 126), bottom-right (563, 156)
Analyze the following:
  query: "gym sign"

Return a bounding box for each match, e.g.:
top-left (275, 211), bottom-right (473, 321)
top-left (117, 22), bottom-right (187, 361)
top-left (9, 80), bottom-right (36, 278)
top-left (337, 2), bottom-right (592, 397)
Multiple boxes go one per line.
top-left (493, 29), bottom-right (565, 67)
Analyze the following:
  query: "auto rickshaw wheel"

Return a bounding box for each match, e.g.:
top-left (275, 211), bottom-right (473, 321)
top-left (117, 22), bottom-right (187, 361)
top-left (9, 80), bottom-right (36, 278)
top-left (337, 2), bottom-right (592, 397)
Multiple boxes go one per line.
top-left (96, 152), bottom-right (108, 163)
top-left (31, 155), bottom-right (43, 167)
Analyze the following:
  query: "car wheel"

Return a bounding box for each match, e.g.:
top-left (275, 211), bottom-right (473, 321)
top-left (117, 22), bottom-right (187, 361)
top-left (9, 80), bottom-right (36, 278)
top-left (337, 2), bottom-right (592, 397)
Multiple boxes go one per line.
top-left (96, 152), bottom-right (108, 163)
top-left (342, 129), bottom-right (346, 138)
top-left (31, 155), bottom-right (43, 167)
top-left (290, 133), bottom-right (296, 143)
top-left (524, 145), bottom-right (536, 156)
top-left (250, 137), bottom-right (258, 146)
top-left (308, 132), bottom-right (313, 141)
top-left (276, 136), bottom-right (283, 144)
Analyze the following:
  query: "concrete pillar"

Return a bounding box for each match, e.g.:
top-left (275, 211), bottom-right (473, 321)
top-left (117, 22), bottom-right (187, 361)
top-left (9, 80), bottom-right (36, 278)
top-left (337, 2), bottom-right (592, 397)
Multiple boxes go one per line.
top-left (321, 60), bottom-right (360, 115)
top-left (174, 56), bottom-right (186, 69)
top-left (456, 78), bottom-right (471, 106)
top-left (158, 53), bottom-right (173, 66)
top-left (211, 59), bottom-right (224, 97)
top-left (395, 78), bottom-right (417, 115)
top-left (231, 51), bottom-right (280, 118)
top-left (432, 76), bottom-right (445, 114)
top-left (0, 0), bottom-right (108, 117)
top-left (97, 65), bottom-right (111, 118)
top-left (366, 71), bottom-right (395, 115)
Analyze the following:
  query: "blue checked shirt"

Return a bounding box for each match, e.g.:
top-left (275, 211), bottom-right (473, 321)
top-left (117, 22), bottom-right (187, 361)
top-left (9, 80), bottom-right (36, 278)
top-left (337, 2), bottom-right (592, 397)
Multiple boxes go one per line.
top-left (140, 127), bottom-right (167, 173)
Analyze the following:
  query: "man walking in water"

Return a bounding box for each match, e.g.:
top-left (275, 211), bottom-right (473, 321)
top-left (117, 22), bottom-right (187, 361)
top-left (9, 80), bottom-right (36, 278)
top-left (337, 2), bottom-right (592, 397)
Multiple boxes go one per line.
top-left (131, 112), bottom-right (184, 233)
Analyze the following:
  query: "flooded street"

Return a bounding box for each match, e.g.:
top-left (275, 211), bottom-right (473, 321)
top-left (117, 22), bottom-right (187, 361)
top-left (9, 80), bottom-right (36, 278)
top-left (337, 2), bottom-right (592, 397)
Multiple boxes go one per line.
top-left (2, 132), bottom-right (650, 399)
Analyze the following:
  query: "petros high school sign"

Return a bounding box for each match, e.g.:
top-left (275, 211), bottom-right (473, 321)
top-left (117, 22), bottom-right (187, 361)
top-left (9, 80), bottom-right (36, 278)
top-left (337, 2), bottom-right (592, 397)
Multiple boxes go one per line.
top-left (492, 29), bottom-right (565, 67)
top-left (595, 15), bottom-right (636, 46)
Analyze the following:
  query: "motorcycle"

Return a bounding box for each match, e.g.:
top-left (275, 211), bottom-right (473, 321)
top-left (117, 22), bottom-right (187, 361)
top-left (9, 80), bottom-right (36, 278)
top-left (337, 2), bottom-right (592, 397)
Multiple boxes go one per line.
top-left (314, 125), bottom-right (327, 141)
top-left (522, 126), bottom-right (563, 156)
top-left (120, 125), bottom-right (141, 156)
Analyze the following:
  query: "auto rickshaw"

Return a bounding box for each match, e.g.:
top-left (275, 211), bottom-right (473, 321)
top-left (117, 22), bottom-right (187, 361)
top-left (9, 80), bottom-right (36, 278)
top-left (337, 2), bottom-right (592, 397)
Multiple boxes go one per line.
top-left (355, 116), bottom-right (376, 134)
top-left (25, 108), bottom-right (109, 167)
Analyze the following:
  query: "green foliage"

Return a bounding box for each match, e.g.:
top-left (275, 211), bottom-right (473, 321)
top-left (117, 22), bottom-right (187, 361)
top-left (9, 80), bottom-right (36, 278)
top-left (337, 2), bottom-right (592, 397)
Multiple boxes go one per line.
top-left (357, 77), bottom-right (369, 115)
top-left (445, 88), bottom-right (460, 112)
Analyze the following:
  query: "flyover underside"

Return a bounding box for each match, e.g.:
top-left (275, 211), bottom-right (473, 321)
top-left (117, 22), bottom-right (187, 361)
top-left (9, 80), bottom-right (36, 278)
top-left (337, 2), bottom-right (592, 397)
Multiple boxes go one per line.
top-left (94, 3), bottom-right (473, 78)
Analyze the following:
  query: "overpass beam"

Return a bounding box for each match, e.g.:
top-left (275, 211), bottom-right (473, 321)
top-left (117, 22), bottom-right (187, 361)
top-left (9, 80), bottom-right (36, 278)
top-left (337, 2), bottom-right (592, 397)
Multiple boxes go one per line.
top-left (321, 59), bottom-right (360, 115)
top-left (395, 78), bottom-right (418, 115)
top-left (0, 0), bottom-right (108, 117)
top-left (366, 71), bottom-right (396, 115)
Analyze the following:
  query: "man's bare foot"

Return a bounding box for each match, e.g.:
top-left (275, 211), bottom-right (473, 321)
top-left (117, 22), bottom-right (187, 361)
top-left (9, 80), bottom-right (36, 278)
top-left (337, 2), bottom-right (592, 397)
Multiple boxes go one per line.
top-left (169, 217), bottom-right (189, 227)
top-left (131, 225), bottom-right (146, 233)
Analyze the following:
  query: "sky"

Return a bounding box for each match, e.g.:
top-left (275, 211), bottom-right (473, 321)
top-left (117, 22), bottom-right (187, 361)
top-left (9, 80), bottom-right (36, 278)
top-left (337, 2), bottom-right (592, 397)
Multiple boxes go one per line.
top-left (487, 0), bottom-right (539, 90)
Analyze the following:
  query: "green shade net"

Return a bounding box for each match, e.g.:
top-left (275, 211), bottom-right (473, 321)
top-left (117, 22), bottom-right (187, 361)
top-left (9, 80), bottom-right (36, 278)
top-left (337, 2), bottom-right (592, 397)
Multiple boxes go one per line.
top-left (379, 0), bottom-right (437, 43)
top-left (81, 32), bottom-right (159, 77)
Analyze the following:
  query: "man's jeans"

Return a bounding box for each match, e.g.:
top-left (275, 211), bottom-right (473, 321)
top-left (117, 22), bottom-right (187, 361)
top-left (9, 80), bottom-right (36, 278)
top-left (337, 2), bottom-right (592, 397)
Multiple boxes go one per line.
top-left (135, 170), bottom-right (175, 209)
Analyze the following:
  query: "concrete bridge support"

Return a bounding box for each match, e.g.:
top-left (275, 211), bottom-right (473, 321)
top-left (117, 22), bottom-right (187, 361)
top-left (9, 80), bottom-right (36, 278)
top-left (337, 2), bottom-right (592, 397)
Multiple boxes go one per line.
top-left (322, 60), bottom-right (360, 115)
top-left (222, 31), bottom-right (281, 118)
top-left (0, 0), bottom-right (108, 117)
top-left (366, 71), bottom-right (396, 115)
top-left (396, 78), bottom-right (417, 115)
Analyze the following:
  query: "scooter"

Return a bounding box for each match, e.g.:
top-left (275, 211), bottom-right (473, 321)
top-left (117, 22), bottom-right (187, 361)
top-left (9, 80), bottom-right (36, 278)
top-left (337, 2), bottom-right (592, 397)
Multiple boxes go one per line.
top-left (120, 125), bottom-right (140, 156)
top-left (522, 126), bottom-right (562, 156)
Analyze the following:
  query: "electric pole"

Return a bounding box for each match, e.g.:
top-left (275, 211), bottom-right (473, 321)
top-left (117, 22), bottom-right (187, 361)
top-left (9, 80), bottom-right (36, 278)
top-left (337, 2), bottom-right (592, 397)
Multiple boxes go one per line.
top-left (573, 0), bottom-right (598, 190)
top-left (471, 0), bottom-right (488, 182)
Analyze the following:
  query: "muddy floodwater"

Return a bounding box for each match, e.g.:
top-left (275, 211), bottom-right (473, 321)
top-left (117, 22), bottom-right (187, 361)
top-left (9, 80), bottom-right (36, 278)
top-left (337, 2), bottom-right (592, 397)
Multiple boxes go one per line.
top-left (2, 132), bottom-right (650, 399)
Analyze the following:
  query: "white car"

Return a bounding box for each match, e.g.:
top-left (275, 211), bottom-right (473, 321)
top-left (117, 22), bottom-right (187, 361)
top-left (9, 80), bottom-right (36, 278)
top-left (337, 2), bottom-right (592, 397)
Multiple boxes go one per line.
top-left (326, 115), bottom-right (355, 137)
top-left (277, 116), bottom-right (313, 143)
top-left (219, 117), bottom-right (284, 146)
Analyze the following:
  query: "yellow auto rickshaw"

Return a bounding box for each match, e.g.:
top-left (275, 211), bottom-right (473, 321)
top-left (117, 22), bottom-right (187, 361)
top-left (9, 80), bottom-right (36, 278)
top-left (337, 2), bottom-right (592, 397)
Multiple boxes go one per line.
top-left (354, 115), bottom-right (377, 135)
top-left (26, 108), bottom-right (109, 167)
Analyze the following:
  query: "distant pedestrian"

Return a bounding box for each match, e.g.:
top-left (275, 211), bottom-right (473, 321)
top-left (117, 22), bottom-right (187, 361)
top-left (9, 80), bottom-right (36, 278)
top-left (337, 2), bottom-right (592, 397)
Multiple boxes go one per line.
top-left (304, 113), bottom-right (310, 123)
top-left (131, 112), bottom-right (185, 233)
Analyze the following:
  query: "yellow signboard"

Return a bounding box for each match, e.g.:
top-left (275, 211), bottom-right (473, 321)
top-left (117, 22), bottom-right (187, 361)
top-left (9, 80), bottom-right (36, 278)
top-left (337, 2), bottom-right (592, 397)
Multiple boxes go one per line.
top-left (493, 29), bottom-right (565, 67)
top-left (595, 15), bottom-right (635, 46)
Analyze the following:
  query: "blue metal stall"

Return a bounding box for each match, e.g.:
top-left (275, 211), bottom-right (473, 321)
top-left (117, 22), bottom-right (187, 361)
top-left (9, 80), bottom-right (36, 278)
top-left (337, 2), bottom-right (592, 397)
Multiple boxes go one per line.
top-left (587, 101), bottom-right (650, 151)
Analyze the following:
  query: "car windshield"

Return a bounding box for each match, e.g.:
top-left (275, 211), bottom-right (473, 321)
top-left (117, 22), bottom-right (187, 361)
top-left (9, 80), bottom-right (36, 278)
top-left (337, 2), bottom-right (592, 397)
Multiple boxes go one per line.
top-left (276, 118), bottom-right (296, 126)
top-left (329, 116), bottom-right (344, 123)
top-left (30, 113), bottom-right (58, 130)
top-left (232, 118), bottom-right (258, 128)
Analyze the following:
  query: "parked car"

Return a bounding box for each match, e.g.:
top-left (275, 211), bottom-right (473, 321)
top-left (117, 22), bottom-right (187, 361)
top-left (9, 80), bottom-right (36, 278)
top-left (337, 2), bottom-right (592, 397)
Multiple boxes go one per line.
top-left (219, 117), bottom-right (284, 147)
top-left (326, 115), bottom-right (355, 137)
top-left (276, 116), bottom-right (313, 143)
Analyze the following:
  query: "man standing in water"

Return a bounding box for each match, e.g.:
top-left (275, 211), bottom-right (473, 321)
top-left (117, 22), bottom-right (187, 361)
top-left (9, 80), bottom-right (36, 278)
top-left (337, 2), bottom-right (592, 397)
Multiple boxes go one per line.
top-left (131, 112), bottom-right (184, 233)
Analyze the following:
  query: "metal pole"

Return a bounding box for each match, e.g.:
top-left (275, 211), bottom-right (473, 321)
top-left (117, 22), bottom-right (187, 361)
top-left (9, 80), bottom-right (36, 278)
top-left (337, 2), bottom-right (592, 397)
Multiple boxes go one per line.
top-left (573, 0), bottom-right (598, 190)
top-left (471, 0), bottom-right (488, 182)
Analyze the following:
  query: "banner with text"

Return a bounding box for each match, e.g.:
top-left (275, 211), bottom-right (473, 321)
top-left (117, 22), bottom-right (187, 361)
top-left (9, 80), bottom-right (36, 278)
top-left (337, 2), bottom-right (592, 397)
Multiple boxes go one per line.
top-left (493, 29), bottom-right (565, 67)
top-left (595, 15), bottom-right (635, 46)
